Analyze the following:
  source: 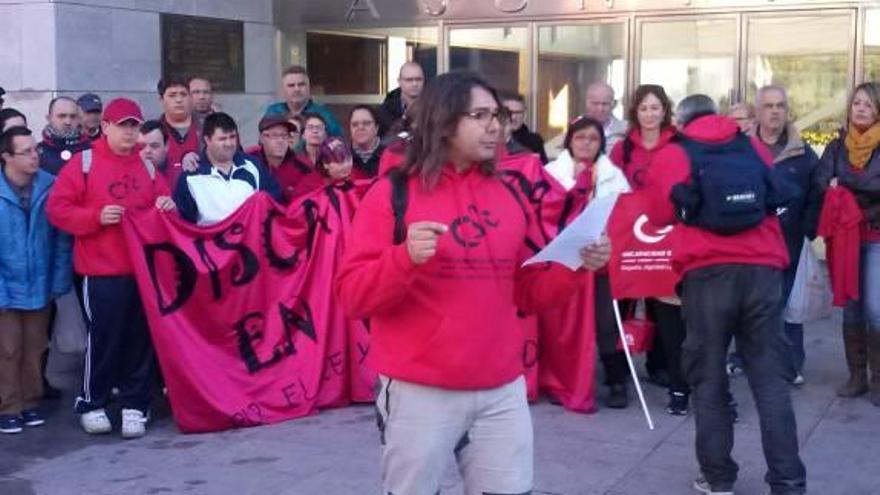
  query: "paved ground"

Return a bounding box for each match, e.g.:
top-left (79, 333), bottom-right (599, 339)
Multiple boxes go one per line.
top-left (1, 311), bottom-right (878, 495)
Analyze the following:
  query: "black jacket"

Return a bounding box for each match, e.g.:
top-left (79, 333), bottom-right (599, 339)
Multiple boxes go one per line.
top-left (762, 126), bottom-right (822, 272)
top-left (352, 143), bottom-right (386, 178)
top-left (512, 125), bottom-right (548, 164)
top-left (37, 131), bottom-right (91, 176)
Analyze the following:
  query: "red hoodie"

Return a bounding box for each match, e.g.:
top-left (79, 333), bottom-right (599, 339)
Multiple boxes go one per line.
top-left (246, 145), bottom-right (325, 202)
top-left (643, 115), bottom-right (789, 275)
top-left (609, 127), bottom-right (676, 190)
top-left (47, 137), bottom-right (170, 276)
top-left (377, 140), bottom-right (407, 176)
top-left (160, 116), bottom-right (201, 187)
top-left (335, 165), bottom-right (584, 390)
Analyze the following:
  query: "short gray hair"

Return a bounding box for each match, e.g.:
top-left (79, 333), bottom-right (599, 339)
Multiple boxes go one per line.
top-left (676, 94), bottom-right (717, 127)
top-left (756, 85), bottom-right (788, 106)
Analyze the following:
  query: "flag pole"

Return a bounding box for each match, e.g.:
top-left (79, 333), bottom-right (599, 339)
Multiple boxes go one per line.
top-left (612, 298), bottom-right (655, 430)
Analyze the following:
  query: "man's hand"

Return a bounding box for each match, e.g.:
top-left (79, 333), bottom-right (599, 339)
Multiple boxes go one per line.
top-left (580, 234), bottom-right (611, 271)
top-left (100, 205), bottom-right (125, 225)
top-left (406, 221), bottom-right (448, 265)
top-left (181, 152), bottom-right (200, 172)
top-left (155, 196), bottom-right (176, 212)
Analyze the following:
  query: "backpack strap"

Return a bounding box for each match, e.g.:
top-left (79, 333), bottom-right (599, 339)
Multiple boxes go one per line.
top-left (389, 169), bottom-right (408, 246)
top-left (82, 148), bottom-right (156, 182)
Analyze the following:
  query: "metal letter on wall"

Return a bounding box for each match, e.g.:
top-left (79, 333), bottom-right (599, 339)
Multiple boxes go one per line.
top-left (161, 14), bottom-right (244, 92)
top-left (423, 0), bottom-right (448, 16)
top-left (346, 0), bottom-right (380, 21)
top-left (495, 0), bottom-right (528, 13)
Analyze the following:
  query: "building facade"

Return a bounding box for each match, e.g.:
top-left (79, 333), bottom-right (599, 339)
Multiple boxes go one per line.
top-left (2, 0), bottom-right (878, 147)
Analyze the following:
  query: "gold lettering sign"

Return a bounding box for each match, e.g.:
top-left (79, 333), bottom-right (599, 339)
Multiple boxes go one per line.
top-left (161, 14), bottom-right (244, 92)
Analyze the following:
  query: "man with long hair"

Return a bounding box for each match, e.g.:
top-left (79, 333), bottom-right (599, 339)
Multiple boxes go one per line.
top-left (336, 71), bottom-right (611, 495)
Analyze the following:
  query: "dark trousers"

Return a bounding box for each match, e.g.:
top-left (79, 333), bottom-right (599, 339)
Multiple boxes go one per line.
top-left (74, 276), bottom-right (155, 415)
top-left (681, 265), bottom-right (806, 495)
top-left (595, 275), bottom-right (627, 385)
top-left (647, 300), bottom-right (689, 394)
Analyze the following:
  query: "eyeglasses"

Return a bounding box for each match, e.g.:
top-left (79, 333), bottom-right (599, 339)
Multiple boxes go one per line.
top-left (461, 109), bottom-right (510, 127)
top-left (305, 124), bottom-right (326, 132)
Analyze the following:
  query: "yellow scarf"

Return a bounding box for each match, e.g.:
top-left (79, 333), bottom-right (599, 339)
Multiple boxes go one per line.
top-left (845, 123), bottom-right (880, 170)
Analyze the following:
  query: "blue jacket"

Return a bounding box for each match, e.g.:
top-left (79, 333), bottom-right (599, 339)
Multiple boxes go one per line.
top-left (763, 125), bottom-right (822, 274)
top-left (264, 99), bottom-right (343, 137)
top-left (0, 169), bottom-right (72, 310)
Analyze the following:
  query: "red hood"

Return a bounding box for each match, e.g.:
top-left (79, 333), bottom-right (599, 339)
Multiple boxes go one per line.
top-left (628, 126), bottom-right (676, 151)
top-left (681, 115), bottom-right (740, 144)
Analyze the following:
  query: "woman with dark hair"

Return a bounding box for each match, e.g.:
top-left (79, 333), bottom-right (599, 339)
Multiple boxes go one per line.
top-left (337, 71), bottom-right (611, 495)
top-left (0, 108), bottom-right (27, 132)
top-left (610, 84), bottom-right (690, 415)
top-left (611, 84), bottom-right (675, 189)
top-left (545, 116), bottom-right (631, 409)
top-left (297, 112), bottom-right (328, 166)
top-left (347, 105), bottom-right (384, 178)
top-left (815, 82), bottom-right (880, 406)
top-left (315, 136), bottom-right (354, 182)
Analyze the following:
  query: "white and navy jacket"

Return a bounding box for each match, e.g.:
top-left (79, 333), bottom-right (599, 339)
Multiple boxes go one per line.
top-left (173, 152), bottom-right (282, 226)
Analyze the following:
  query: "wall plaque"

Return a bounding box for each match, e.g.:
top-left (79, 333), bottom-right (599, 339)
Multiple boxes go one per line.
top-left (161, 14), bottom-right (245, 92)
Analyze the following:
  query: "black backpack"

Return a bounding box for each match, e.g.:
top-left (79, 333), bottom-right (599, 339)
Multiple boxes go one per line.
top-left (671, 132), bottom-right (796, 236)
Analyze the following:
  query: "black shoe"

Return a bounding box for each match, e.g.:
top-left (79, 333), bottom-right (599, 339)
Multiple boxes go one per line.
top-left (0, 415), bottom-right (24, 434)
top-left (606, 384), bottom-right (629, 409)
top-left (21, 409), bottom-right (46, 427)
top-left (666, 391), bottom-right (689, 416)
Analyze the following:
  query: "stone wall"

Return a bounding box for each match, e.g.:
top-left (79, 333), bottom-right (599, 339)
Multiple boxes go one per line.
top-left (0, 0), bottom-right (279, 145)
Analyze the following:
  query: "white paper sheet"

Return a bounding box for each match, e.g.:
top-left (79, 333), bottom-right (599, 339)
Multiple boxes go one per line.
top-left (523, 193), bottom-right (619, 270)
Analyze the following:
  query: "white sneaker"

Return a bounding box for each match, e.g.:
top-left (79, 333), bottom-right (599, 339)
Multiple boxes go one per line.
top-left (121, 409), bottom-right (147, 439)
top-left (80, 409), bottom-right (112, 434)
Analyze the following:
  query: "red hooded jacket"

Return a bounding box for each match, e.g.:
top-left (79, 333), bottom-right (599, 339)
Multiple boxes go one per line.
top-left (643, 115), bottom-right (789, 275)
top-left (246, 145), bottom-right (325, 202)
top-left (46, 137), bottom-right (170, 276)
top-left (160, 116), bottom-right (201, 187)
top-left (818, 186), bottom-right (862, 306)
top-left (609, 127), bottom-right (676, 190)
top-left (335, 165), bottom-right (584, 390)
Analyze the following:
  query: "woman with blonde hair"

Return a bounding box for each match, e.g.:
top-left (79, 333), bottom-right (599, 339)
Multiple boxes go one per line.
top-left (815, 82), bottom-right (880, 406)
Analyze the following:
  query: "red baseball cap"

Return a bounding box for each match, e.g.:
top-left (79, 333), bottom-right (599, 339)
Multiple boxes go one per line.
top-left (102, 98), bottom-right (144, 125)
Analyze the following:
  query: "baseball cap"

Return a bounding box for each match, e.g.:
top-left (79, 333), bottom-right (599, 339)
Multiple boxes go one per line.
top-left (102, 98), bottom-right (144, 125)
top-left (77, 93), bottom-right (103, 113)
top-left (258, 114), bottom-right (297, 133)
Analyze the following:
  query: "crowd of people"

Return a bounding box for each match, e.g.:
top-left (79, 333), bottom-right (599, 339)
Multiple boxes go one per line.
top-left (1, 63), bottom-right (879, 495)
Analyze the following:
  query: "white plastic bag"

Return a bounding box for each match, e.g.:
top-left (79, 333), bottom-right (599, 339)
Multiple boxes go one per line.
top-left (784, 239), bottom-right (833, 324)
top-left (51, 291), bottom-right (87, 354)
